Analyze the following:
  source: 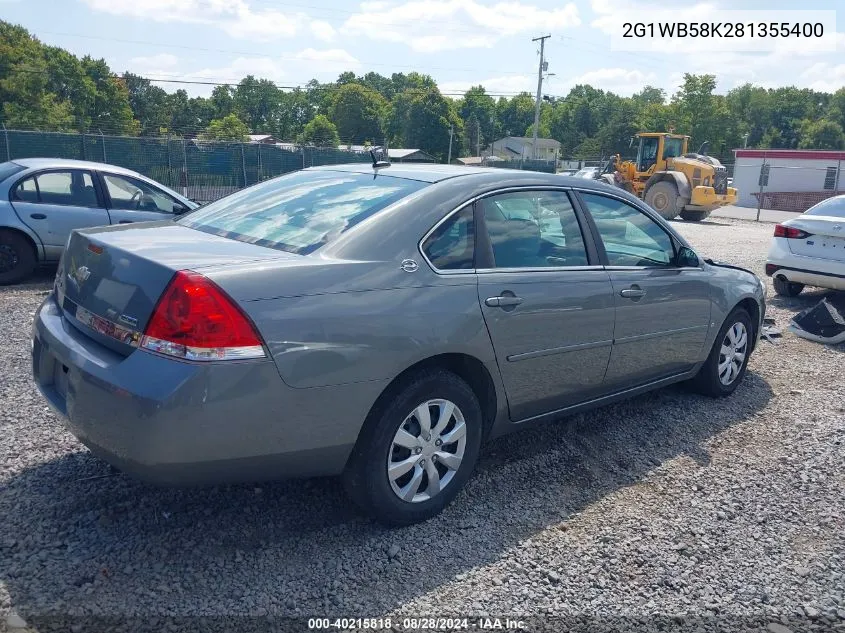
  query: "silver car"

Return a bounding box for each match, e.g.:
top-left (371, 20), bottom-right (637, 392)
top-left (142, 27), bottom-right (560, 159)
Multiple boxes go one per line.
top-left (0, 158), bottom-right (197, 284)
top-left (31, 164), bottom-right (765, 525)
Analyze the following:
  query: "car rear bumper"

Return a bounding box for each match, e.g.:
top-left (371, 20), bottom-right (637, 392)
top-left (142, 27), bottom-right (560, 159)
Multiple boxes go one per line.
top-left (31, 294), bottom-right (381, 485)
top-left (766, 239), bottom-right (845, 291)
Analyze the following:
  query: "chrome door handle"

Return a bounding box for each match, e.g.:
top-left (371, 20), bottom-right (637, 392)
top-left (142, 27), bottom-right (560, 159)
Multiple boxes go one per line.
top-left (619, 287), bottom-right (646, 299)
top-left (485, 295), bottom-right (524, 307)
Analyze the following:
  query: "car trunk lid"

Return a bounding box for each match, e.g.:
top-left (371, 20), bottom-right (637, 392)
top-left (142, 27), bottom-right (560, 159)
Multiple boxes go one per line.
top-left (785, 216), bottom-right (845, 263)
top-left (57, 222), bottom-right (297, 356)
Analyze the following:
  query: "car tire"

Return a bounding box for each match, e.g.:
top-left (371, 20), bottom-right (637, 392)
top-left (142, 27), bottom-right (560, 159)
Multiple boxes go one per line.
top-left (689, 307), bottom-right (753, 397)
top-left (645, 181), bottom-right (682, 220)
top-left (0, 230), bottom-right (37, 285)
top-left (773, 276), bottom-right (804, 297)
top-left (343, 370), bottom-right (483, 526)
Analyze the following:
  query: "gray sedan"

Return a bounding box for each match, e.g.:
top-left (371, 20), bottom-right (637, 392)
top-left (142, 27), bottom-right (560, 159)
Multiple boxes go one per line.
top-left (31, 164), bottom-right (765, 525)
top-left (0, 158), bottom-right (197, 284)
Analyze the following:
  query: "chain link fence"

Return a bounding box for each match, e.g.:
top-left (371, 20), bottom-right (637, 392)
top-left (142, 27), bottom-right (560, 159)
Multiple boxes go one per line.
top-left (0, 130), bottom-right (374, 203)
top-left (733, 159), bottom-right (844, 216)
top-left (0, 129), bottom-right (570, 202)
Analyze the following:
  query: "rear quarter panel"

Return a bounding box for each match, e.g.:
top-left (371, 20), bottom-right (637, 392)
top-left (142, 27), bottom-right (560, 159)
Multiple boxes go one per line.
top-left (0, 198), bottom-right (46, 261)
top-left (209, 262), bottom-right (495, 389)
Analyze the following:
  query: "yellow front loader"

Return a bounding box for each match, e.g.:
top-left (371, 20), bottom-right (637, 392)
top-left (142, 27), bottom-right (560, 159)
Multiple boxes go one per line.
top-left (601, 133), bottom-right (737, 221)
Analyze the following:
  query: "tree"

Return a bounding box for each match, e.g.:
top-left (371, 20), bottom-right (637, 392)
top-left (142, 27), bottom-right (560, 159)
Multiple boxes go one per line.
top-left (299, 114), bottom-right (340, 146)
top-left (799, 119), bottom-right (845, 150)
top-left (328, 83), bottom-right (387, 144)
top-left (632, 86), bottom-right (666, 106)
top-left (498, 93), bottom-right (535, 137)
top-left (275, 88), bottom-right (312, 141)
top-left (80, 57), bottom-right (138, 134)
top-left (210, 85), bottom-right (235, 119)
top-left (123, 72), bottom-right (171, 135)
top-left (201, 113), bottom-right (249, 141)
top-left (387, 87), bottom-right (461, 161)
top-left (234, 76), bottom-right (282, 133)
top-left (459, 86), bottom-right (497, 152)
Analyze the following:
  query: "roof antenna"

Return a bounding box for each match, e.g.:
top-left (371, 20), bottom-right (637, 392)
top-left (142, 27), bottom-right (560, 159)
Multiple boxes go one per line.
top-left (370, 146), bottom-right (390, 169)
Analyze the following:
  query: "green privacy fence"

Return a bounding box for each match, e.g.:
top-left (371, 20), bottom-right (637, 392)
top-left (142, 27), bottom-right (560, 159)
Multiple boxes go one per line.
top-left (0, 129), bottom-right (563, 201)
top-left (0, 129), bottom-right (372, 203)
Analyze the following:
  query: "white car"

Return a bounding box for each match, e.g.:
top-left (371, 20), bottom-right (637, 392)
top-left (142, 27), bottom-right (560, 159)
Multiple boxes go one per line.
top-left (766, 195), bottom-right (845, 296)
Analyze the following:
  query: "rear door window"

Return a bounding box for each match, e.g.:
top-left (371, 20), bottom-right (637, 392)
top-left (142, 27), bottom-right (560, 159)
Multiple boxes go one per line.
top-left (180, 171), bottom-right (427, 255)
top-left (13, 170), bottom-right (98, 207)
top-left (479, 190), bottom-right (589, 268)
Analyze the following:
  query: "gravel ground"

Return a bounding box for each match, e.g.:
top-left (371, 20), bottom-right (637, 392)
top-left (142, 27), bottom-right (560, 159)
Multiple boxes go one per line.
top-left (1, 217), bottom-right (843, 633)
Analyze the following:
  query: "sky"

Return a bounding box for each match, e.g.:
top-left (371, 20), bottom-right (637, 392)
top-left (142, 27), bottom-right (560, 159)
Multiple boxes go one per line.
top-left (2, 0), bottom-right (845, 99)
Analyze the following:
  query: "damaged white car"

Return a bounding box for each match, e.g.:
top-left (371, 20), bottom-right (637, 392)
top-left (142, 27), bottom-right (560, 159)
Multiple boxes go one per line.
top-left (766, 195), bottom-right (845, 296)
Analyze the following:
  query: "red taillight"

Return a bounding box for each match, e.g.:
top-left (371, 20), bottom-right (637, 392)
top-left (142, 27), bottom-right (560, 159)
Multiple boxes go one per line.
top-left (774, 224), bottom-right (811, 239)
top-left (141, 270), bottom-right (265, 361)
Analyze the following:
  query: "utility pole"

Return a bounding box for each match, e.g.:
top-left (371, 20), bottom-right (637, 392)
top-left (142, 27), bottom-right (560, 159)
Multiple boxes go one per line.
top-left (476, 122), bottom-right (480, 157)
top-left (531, 34), bottom-right (551, 160)
top-left (447, 124), bottom-right (454, 164)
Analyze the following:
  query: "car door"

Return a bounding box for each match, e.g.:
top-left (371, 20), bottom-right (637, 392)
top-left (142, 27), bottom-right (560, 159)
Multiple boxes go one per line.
top-left (577, 190), bottom-right (712, 388)
top-left (474, 189), bottom-right (616, 421)
top-left (9, 170), bottom-right (109, 260)
top-left (98, 172), bottom-right (188, 224)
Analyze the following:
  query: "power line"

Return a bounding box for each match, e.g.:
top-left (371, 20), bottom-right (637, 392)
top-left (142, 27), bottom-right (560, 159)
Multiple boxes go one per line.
top-left (9, 66), bottom-right (539, 98)
top-left (37, 29), bottom-right (533, 77)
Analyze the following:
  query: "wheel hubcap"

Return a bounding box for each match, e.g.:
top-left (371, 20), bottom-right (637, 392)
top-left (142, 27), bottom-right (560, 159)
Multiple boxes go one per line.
top-left (653, 192), bottom-right (668, 210)
top-left (718, 321), bottom-right (748, 386)
top-left (0, 244), bottom-right (18, 274)
top-left (387, 399), bottom-right (466, 503)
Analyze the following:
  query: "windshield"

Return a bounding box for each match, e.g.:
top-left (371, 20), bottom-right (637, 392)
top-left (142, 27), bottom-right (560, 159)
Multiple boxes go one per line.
top-left (804, 196), bottom-right (845, 219)
top-left (179, 170), bottom-right (427, 255)
top-left (664, 137), bottom-right (684, 159)
top-left (0, 161), bottom-right (25, 182)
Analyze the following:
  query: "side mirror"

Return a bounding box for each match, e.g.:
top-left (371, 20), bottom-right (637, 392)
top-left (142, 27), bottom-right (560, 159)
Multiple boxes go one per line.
top-left (677, 246), bottom-right (700, 268)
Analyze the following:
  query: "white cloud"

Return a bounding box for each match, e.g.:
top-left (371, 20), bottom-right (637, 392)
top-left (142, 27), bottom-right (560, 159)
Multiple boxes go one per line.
top-left (343, 0), bottom-right (580, 52)
top-left (81, 0), bottom-right (302, 41)
top-left (563, 67), bottom-right (658, 96)
top-left (130, 49), bottom-right (360, 97)
top-left (310, 20), bottom-right (336, 42)
top-left (801, 62), bottom-right (845, 93)
top-left (293, 48), bottom-right (361, 71)
top-left (128, 53), bottom-right (178, 69)
top-left (439, 75), bottom-right (534, 96)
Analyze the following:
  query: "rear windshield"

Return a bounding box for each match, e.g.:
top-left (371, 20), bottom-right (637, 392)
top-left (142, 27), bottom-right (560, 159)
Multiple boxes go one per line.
top-left (179, 170), bottom-right (427, 255)
top-left (805, 196), bottom-right (845, 218)
top-left (0, 161), bottom-right (25, 182)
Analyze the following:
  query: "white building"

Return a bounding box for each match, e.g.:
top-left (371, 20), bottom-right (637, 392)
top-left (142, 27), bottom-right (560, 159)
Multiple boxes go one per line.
top-left (489, 136), bottom-right (561, 161)
top-left (733, 149), bottom-right (845, 210)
